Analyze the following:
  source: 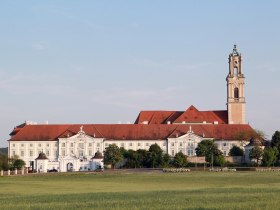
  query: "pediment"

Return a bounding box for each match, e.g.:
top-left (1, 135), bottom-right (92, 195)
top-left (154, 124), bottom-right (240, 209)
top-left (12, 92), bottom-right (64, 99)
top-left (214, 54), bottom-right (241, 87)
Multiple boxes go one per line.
top-left (58, 126), bottom-right (95, 140)
top-left (179, 132), bottom-right (204, 140)
top-left (168, 128), bottom-right (205, 140)
top-left (60, 154), bottom-right (79, 160)
top-left (58, 130), bottom-right (77, 138)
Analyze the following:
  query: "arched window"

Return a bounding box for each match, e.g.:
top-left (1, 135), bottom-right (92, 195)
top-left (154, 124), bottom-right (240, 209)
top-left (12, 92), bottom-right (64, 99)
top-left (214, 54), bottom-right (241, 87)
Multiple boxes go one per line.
top-left (234, 67), bottom-right (238, 76)
top-left (234, 87), bottom-right (239, 99)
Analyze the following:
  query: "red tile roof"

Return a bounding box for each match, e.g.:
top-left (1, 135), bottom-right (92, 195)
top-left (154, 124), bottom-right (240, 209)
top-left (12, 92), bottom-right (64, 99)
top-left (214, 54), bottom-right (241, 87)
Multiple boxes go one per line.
top-left (9, 123), bottom-right (255, 142)
top-left (173, 105), bottom-right (228, 124)
top-left (135, 105), bottom-right (228, 125)
top-left (9, 125), bottom-right (70, 141)
top-left (134, 111), bottom-right (182, 124)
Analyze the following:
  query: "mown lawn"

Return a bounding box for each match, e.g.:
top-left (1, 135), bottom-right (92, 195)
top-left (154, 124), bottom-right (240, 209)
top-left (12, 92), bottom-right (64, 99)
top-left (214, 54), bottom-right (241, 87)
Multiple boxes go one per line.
top-left (1, 171), bottom-right (280, 209)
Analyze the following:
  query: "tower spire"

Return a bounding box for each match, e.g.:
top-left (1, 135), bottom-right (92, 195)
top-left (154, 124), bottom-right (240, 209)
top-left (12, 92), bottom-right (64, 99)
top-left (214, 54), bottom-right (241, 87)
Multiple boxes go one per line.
top-left (226, 45), bottom-right (245, 124)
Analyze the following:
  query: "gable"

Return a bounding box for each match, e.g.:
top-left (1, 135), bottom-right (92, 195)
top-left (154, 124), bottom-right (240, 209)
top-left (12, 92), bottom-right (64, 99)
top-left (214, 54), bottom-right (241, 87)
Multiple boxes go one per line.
top-left (134, 111), bottom-right (181, 124)
top-left (173, 106), bottom-right (228, 124)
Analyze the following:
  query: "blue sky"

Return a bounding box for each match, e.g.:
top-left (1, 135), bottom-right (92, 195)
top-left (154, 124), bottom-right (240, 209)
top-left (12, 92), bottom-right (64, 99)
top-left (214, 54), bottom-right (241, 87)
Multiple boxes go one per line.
top-left (1, 1), bottom-right (280, 146)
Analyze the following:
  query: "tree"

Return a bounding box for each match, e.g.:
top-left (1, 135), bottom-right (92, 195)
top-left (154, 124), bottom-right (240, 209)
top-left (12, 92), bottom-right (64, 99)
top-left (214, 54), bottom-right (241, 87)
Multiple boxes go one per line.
top-left (119, 147), bottom-right (127, 156)
top-left (271, 131), bottom-right (280, 150)
top-left (0, 154), bottom-right (9, 170)
top-left (195, 140), bottom-right (223, 165)
top-left (254, 129), bottom-right (266, 139)
top-left (13, 159), bottom-right (26, 169)
top-left (262, 147), bottom-right (279, 167)
top-left (249, 146), bottom-right (264, 166)
top-left (229, 146), bottom-right (244, 156)
top-left (213, 155), bottom-right (226, 167)
top-left (233, 129), bottom-right (265, 141)
top-left (124, 149), bottom-right (140, 168)
top-left (136, 149), bottom-right (148, 168)
top-left (172, 152), bottom-right (187, 168)
top-left (147, 144), bottom-right (163, 168)
top-left (8, 155), bottom-right (20, 169)
top-left (161, 153), bottom-right (172, 168)
top-left (103, 144), bottom-right (123, 169)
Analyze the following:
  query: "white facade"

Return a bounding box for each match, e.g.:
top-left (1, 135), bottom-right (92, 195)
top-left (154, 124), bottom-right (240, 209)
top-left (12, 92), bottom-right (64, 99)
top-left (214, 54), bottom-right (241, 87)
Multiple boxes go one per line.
top-left (215, 140), bottom-right (247, 156)
top-left (8, 126), bottom-right (247, 172)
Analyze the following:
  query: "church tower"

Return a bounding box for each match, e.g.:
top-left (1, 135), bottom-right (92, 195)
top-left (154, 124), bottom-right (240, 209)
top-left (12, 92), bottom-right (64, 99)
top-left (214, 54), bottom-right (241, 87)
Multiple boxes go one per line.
top-left (227, 45), bottom-right (245, 124)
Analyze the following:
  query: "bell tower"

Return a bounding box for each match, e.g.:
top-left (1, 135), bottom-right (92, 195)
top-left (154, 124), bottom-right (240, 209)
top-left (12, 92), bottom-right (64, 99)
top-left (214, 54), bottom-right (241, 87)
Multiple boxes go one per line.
top-left (227, 45), bottom-right (245, 124)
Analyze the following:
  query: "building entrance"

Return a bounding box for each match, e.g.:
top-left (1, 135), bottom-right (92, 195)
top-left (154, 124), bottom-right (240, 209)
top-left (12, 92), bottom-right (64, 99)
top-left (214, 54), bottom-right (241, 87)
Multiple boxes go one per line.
top-left (66, 162), bottom-right (73, 172)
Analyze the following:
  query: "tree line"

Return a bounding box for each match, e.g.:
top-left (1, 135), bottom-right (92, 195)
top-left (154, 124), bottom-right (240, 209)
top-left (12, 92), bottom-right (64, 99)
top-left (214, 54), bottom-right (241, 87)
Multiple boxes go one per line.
top-left (0, 154), bottom-right (26, 171)
top-left (103, 143), bottom-right (188, 168)
top-left (248, 131), bottom-right (280, 167)
top-left (103, 140), bottom-right (228, 169)
top-left (104, 131), bottom-right (280, 168)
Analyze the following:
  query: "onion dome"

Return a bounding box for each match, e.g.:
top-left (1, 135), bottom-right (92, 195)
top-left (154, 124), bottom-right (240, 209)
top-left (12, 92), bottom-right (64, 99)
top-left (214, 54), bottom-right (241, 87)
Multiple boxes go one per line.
top-left (36, 152), bottom-right (48, 160)
top-left (92, 151), bottom-right (103, 159)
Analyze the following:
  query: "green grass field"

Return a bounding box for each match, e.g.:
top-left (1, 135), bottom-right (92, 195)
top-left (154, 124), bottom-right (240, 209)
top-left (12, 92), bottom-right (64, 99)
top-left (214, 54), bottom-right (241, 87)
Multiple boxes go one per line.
top-left (1, 171), bottom-right (280, 210)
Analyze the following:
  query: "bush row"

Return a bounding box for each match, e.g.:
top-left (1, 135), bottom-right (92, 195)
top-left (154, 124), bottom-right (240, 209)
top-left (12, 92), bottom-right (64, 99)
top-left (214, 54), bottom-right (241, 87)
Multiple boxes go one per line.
top-left (209, 167), bottom-right (236, 172)
top-left (162, 168), bottom-right (191, 173)
top-left (256, 168), bottom-right (280, 172)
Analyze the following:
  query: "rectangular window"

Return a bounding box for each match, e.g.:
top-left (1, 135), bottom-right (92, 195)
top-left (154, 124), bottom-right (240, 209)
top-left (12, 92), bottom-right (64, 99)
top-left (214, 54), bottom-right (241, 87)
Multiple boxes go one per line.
top-left (79, 143), bottom-right (84, 148)
top-left (62, 143), bottom-right (65, 147)
top-left (163, 143), bottom-right (166, 147)
top-left (188, 149), bottom-right (193, 156)
top-left (171, 150), bottom-right (175, 156)
top-left (97, 143), bottom-right (100, 147)
top-left (46, 144), bottom-right (49, 147)
top-left (70, 143), bottom-right (74, 147)
top-left (62, 150), bottom-right (65, 156)
top-left (179, 142), bottom-right (183, 147)
top-left (21, 144), bottom-right (24, 147)
top-left (30, 144), bottom-right (33, 147)
top-left (105, 143), bottom-right (109, 147)
top-left (12, 144), bottom-right (15, 147)
top-left (79, 150), bottom-right (83, 157)
top-left (12, 151), bottom-right (16, 156)
top-left (129, 143), bottom-right (133, 147)
top-left (171, 142), bottom-right (174, 147)
top-left (121, 143), bottom-right (125, 147)
top-left (138, 143), bottom-right (141, 147)
top-left (146, 143), bottom-right (149, 147)
top-left (89, 143), bottom-right (92, 147)
top-left (20, 151), bottom-right (24, 156)
top-left (89, 150), bottom-right (92, 156)
top-left (46, 150), bottom-right (50, 156)
top-left (70, 150), bottom-right (74, 154)
top-left (29, 150), bottom-right (33, 157)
